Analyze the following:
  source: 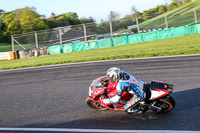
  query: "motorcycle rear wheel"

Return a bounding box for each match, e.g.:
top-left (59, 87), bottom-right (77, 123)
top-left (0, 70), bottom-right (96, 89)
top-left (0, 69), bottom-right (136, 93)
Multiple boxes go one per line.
top-left (85, 97), bottom-right (107, 111)
top-left (152, 95), bottom-right (175, 113)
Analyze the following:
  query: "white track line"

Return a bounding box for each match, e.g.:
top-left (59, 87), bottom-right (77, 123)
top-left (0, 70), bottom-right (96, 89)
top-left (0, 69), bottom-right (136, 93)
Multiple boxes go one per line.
top-left (1, 54), bottom-right (200, 73)
top-left (0, 128), bottom-right (199, 133)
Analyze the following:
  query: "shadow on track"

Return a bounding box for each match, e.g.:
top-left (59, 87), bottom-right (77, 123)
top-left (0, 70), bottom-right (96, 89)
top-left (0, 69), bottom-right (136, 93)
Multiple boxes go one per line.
top-left (20, 88), bottom-right (200, 130)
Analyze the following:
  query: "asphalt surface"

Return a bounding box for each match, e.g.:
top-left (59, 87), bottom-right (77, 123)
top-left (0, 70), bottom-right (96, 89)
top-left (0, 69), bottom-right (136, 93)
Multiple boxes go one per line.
top-left (0, 55), bottom-right (200, 131)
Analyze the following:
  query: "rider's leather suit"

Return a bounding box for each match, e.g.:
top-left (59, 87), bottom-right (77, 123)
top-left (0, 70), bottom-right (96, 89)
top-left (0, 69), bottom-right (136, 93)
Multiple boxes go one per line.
top-left (103, 70), bottom-right (145, 110)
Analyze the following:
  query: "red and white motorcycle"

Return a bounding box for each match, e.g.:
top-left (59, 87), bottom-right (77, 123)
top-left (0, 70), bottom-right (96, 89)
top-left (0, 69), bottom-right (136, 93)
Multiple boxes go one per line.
top-left (86, 76), bottom-right (175, 114)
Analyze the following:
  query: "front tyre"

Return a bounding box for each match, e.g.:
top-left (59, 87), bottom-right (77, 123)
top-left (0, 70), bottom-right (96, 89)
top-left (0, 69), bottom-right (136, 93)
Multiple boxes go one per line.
top-left (153, 95), bottom-right (175, 113)
top-left (85, 97), bottom-right (107, 111)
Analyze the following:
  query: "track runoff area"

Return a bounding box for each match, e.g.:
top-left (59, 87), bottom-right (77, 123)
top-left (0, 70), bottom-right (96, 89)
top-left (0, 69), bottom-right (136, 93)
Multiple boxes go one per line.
top-left (0, 54), bottom-right (200, 133)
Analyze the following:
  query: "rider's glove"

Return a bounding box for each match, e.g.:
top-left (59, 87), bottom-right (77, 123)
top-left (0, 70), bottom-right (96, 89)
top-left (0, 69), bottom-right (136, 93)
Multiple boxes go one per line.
top-left (100, 79), bottom-right (109, 86)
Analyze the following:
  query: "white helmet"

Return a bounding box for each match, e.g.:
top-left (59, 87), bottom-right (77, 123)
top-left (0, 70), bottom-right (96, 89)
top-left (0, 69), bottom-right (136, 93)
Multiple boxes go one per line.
top-left (106, 67), bottom-right (122, 83)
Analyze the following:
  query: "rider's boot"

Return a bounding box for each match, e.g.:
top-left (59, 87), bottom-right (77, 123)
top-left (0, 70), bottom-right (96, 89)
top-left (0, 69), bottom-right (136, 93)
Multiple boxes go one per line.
top-left (138, 104), bottom-right (149, 114)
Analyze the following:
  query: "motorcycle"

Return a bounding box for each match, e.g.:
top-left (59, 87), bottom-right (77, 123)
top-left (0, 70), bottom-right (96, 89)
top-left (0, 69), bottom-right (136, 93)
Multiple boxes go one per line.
top-left (86, 76), bottom-right (175, 114)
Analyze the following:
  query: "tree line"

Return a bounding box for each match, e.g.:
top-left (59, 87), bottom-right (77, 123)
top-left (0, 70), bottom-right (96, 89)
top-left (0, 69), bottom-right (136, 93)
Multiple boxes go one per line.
top-left (0, 0), bottom-right (193, 43)
top-left (0, 7), bottom-right (95, 42)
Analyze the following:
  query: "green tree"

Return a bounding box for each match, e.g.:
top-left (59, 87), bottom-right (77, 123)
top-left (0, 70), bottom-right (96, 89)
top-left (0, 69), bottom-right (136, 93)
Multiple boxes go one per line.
top-left (0, 10), bottom-right (5, 31)
top-left (56, 15), bottom-right (70, 26)
top-left (60, 12), bottom-right (80, 25)
top-left (1, 7), bottom-right (48, 42)
top-left (172, 0), bottom-right (185, 5)
top-left (80, 16), bottom-right (95, 24)
top-left (168, 3), bottom-right (179, 11)
top-left (2, 11), bottom-right (21, 35)
top-left (142, 11), bottom-right (152, 20)
top-left (19, 7), bottom-right (48, 33)
top-left (157, 5), bottom-right (167, 13)
top-left (183, 0), bottom-right (192, 3)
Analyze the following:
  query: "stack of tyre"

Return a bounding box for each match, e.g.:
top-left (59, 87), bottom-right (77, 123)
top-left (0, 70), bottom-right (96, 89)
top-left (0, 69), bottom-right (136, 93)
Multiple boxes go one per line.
top-left (15, 47), bottom-right (49, 59)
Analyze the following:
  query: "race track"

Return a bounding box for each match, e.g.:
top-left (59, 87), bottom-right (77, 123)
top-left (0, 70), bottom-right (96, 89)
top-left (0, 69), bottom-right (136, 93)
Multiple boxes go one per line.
top-left (0, 55), bottom-right (200, 131)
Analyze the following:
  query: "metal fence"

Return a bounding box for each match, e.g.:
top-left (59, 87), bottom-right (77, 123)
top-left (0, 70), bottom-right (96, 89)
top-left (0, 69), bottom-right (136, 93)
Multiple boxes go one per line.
top-left (11, 6), bottom-right (200, 51)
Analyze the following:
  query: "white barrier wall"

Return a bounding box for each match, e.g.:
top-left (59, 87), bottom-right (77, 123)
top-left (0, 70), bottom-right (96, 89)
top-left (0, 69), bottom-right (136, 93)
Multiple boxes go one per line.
top-left (0, 52), bottom-right (15, 60)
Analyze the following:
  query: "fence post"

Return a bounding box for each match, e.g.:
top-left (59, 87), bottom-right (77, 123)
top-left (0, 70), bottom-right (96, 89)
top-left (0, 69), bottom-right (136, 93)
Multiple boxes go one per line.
top-left (194, 7), bottom-right (198, 24)
top-left (109, 21), bottom-right (113, 37)
top-left (34, 31), bottom-right (39, 48)
top-left (59, 27), bottom-right (62, 44)
top-left (164, 13), bottom-right (168, 29)
top-left (83, 24), bottom-right (87, 42)
top-left (11, 35), bottom-right (14, 51)
top-left (135, 15), bottom-right (140, 34)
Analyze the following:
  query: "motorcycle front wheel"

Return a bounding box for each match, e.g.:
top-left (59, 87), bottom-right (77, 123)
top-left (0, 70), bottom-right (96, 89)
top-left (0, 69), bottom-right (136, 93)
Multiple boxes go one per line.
top-left (85, 97), bottom-right (107, 111)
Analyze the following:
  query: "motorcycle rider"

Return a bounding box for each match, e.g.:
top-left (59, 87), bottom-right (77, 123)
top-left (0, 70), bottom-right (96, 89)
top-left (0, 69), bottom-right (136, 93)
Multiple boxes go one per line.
top-left (101, 67), bottom-right (147, 113)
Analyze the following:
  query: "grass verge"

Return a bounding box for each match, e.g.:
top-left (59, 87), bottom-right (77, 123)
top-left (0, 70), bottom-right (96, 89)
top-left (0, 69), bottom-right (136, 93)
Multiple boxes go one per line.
top-left (0, 34), bottom-right (200, 70)
top-left (140, 0), bottom-right (200, 29)
top-left (0, 43), bottom-right (12, 52)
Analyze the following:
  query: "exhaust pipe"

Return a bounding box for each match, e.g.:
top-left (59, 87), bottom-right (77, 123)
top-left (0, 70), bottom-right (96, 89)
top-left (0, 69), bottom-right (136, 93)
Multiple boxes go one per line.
top-left (149, 105), bottom-right (162, 111)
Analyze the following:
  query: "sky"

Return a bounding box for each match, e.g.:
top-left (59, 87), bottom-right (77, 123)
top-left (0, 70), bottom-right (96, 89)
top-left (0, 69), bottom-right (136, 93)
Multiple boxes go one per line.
top-left (0, 0), bottom-right (171, 22)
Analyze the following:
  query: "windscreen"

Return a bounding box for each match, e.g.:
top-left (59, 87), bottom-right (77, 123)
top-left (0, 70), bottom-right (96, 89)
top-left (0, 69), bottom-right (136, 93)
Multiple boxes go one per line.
top-left (90, 76), bottom-right (108, 89)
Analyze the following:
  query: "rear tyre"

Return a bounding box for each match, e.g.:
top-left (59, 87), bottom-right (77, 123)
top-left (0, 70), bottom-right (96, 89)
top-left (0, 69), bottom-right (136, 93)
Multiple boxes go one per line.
top-left (152, 95), bottom-right (175, 113)
top-left (85, 97), bottom-right (107, 111)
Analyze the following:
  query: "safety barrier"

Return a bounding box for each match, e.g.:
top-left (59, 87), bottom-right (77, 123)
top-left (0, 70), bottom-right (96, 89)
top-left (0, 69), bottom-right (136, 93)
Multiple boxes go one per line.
top-left (0, 51), bottom-right (15, 60)
top-left (2, 23), bottom-right (200, 59)
top-left (49, 23), bottom-right (200, 55)
top-left (14, 47), bottom-right (49, 59)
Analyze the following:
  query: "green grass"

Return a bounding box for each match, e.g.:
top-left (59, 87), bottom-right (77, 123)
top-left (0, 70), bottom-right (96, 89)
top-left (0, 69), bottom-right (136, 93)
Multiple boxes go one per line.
top-left (0, 33), bottom-right (200, 70)
top-left (140, 0), bottom-right (200, 30)
top-left (0, 43), bottom-right (49, 52)
top-left (0, 43), bottom-right (12, 52)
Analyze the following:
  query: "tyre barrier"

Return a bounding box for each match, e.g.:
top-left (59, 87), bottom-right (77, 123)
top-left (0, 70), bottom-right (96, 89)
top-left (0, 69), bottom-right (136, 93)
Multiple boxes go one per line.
top-left (32, 48), bottom-right (39, 57)
top-left (0, 47), bottom-right (50, 60)
top-left (18, 50), bottom-right (26, 59)
top-left (26, 49), bottom-right (33, 58)
top-left (17, 47), bottom-right (49, 59)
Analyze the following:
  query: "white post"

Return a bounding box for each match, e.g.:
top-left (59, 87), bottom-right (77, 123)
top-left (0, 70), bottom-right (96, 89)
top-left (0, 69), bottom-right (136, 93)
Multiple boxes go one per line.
top-left (135, 15), bottom-right (140, 33)
top-left (34, 31), bottom-right (39, 48)
top-left (11, 35), bottom-right (14, 51)
top-left (59, 27), bottom-right (62, 44)
top-left (194, 7), bottom-right (198, 24)
top-left (164, 13), bottom-right (168, 29)
top-left (109, 21), bottom-right (113, 37)
top-left (164, 0), bottom-right (168, 29)
top-left (83, 24), bottom-right (87, 42)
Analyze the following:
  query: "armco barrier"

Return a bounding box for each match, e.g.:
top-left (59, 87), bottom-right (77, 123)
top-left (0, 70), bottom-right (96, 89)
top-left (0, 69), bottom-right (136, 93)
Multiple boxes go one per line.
top-left (48, 23), bottom-right (200, 55)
